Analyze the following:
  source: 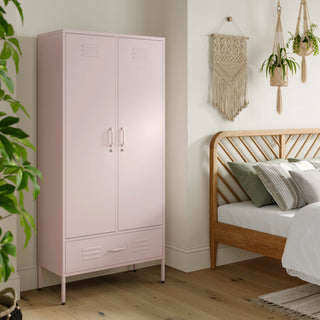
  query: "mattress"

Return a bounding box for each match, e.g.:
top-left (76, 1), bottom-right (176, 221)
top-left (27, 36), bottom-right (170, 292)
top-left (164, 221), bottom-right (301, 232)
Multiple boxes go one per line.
top-left (218, 201), bottom-right (299, 237)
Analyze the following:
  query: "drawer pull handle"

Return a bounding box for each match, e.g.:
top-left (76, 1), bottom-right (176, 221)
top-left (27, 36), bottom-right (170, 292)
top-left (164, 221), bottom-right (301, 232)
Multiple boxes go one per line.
top-left (108, 247), bottom-right (127, 253)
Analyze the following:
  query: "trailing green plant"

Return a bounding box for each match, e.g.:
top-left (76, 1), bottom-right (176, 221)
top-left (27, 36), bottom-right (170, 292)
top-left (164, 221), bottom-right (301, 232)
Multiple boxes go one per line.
top-left (0, 0), bottom-right (42, 282)
top-left (287, 23), bottom-right (320, 56)
top-left (260, 47), bottom-right (299, 80)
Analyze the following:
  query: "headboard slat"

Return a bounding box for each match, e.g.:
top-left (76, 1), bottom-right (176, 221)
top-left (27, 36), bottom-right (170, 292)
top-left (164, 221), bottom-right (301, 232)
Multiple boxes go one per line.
top-left (305, 134), bottom-right (320, 158)
top-left (286, 134), bottom-right (302, 158)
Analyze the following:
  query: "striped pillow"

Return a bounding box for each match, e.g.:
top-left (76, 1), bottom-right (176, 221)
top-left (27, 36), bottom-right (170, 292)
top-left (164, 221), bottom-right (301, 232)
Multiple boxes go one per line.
top-left (253, 161), bottom-right (315, 211)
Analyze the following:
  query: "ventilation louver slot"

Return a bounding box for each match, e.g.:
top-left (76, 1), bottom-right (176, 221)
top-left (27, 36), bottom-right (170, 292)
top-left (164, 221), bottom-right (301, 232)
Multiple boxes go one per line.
top-left (81, 43), bottom-right (99, 58)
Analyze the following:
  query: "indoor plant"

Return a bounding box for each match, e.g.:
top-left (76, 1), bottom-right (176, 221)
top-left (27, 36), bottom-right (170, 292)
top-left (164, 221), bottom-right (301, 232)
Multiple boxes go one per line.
top-left (0, 0), bottom-right (41, 285)
top-left (260, 46), bottom-right (299, 86)
top-left (287, 23), bottom-right (320, 57)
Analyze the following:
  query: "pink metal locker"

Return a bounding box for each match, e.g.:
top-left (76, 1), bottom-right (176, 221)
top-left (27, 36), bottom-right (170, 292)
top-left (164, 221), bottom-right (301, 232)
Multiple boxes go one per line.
top-left (37, 30), bottom-right (165, 305)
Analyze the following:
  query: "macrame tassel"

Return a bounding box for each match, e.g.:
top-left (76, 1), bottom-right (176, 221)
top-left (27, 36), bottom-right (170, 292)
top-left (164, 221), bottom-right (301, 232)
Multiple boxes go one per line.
top-left (301, 55), bottom-right (307, 83)
top-left (277, 86), bottom-right (282, 114)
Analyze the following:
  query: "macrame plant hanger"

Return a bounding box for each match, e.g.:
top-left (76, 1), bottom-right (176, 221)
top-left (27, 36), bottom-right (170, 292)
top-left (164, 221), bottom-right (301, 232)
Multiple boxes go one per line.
top-left (271, 0), bottom-right (288, 114)
top-left (295, 0), bottom-right (312, 83)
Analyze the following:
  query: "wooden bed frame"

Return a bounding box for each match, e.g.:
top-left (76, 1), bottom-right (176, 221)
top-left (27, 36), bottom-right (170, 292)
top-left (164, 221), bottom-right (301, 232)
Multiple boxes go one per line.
top-left (209, 128), bottom-right (320, 269)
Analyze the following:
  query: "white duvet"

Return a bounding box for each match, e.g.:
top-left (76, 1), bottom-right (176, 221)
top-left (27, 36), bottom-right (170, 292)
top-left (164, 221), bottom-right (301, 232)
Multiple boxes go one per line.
top-left (282, 202), bottom-right (320, 285)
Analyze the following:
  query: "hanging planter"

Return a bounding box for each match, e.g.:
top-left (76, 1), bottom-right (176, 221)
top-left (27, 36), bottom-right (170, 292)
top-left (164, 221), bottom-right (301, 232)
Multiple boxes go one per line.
top-left (270, 66), bottom-right (288, 87)
top-left (286, 0), bottom-right (320, 83)
top-left (260, 1), bottom-right (299, 114)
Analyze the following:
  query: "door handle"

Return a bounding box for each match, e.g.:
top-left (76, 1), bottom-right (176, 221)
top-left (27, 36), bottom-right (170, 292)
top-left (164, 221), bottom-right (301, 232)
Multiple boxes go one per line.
top-left (108, 127), bottom-right (113, 147)
top-left (120, 127), bottom-right (125, 148)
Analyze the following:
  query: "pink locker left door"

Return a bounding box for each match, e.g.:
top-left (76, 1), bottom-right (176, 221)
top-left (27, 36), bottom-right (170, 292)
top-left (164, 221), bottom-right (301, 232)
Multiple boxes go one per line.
top-left (65, 33), bottom-right (117, 238)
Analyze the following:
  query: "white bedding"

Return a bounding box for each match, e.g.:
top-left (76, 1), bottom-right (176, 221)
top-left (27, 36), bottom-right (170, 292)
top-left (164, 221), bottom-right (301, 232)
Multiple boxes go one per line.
top-left (218, 201), bottom-right (298, 237)
top-left (282, 202), bottom-right (320, 285)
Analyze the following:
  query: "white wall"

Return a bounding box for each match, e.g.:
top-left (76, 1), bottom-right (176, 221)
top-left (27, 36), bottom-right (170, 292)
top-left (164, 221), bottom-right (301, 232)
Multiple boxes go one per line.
top-left (163, 0), bottom-right (190, 271)
top-left (186, 0), bottom-right (320, 270)
top-left (15, 0), bottom-right (164, 291)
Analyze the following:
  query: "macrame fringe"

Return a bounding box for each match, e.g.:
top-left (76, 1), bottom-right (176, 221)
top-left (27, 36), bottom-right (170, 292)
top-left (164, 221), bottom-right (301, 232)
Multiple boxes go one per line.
top-left (212, 70), bottom-right (248, 121)
top-left (277, 86), bottom-right (282, 114)
top-left (251, 298), bottom-right (319, 320)
top-left (301, 55), bottom-right (307, 83)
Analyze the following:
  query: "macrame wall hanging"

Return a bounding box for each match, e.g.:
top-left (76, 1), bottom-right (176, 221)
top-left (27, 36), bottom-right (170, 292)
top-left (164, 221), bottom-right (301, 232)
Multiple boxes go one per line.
top-left (270, 1), bottom-right (288, 114)
top-left (294, 0), bottom-right (313, 83)
top-left (211, 17), bottom-right (249, 121)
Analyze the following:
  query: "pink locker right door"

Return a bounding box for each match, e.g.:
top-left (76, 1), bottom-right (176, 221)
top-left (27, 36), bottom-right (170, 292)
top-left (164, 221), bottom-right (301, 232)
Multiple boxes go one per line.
top-left (118, 37), bottom-right (164, 230)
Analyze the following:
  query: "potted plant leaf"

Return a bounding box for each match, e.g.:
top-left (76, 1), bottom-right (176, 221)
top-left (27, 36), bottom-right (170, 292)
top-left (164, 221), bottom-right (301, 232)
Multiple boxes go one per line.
top-left (0, 0), bottom-right (41, 318)
top-left (260, 46), bottom-right (299, 86)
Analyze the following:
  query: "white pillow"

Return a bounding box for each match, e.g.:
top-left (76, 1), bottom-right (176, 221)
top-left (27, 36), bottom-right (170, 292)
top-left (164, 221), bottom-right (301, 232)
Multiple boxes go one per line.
top-left (289, 169), bottom-right (320, 204)
top-left (253, 161), bottom-right (315, 211)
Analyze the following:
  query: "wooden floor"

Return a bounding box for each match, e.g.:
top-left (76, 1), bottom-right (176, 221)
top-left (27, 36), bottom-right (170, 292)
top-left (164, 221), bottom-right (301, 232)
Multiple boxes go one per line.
top-left (20, 257), bottom-right (305, 320)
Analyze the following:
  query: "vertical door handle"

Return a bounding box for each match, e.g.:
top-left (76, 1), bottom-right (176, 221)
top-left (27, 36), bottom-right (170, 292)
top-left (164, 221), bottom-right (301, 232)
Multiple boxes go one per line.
top-left (108, 127), bottom-right (113, 147)
top-left (120, 127), bottom-right (125, 148)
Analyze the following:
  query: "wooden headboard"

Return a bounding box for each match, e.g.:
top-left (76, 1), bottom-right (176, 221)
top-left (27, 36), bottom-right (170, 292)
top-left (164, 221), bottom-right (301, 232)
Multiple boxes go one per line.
top-left (209, 128), bottom-right (320, 223)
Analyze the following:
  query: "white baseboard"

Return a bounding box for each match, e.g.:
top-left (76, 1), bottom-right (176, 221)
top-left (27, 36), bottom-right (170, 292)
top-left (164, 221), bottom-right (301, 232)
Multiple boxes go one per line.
top-left (0, 273), bottom-right (20, 300)
top-left (18, 260), bottom-right (160, 292)
top-left (165, 244), bottom-right (260, 272)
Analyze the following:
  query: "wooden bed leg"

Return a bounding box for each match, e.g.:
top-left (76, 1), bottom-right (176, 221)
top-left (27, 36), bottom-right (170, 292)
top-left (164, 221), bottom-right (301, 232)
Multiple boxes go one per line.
top-left (210, 240), bottom-right (218, 270)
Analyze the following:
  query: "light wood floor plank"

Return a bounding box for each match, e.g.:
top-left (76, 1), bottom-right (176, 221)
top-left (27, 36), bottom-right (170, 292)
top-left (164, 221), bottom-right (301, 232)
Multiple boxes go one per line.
top-left (20, 257), bottom-right (304, 320)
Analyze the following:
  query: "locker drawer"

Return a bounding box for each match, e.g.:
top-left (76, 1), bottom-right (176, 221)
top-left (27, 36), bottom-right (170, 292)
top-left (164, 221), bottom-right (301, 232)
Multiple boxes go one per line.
top-left (65, 228), bottom-right (163, 274)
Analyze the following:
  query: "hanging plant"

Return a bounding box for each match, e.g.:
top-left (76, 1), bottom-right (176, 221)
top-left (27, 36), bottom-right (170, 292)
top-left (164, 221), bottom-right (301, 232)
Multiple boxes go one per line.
top-left (259, 0), bottom-right (299, 114)
top-left (261, 47), bottom-right (299, 85)
top-left (287, 24), bottom-right (320, 57)
top-left (287, 0), bottom-right (317, 83)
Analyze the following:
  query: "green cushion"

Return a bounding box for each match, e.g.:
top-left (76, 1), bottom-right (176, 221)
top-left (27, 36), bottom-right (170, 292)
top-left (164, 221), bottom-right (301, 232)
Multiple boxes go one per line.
top-left (228, 159), bottom-right (287, 208)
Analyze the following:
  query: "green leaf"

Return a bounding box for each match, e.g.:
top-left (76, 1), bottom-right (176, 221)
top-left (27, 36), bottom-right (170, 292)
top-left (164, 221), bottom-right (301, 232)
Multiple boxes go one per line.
top-left (20, 211), bottom-right (34, 248)
top-left (0, 134), bottom-right (13, 159)
top-left (9, 101), bottom-right (29, 117)
top-left (0, 69), bottom-right (13, 93)
top-left (8, 37), bottom-right (21, 54)
top-left (12, 49), bottom-right (18, 73)
top-left (0, 127), bottom-right (29, 138)
top-left (14, 142), bottom-right (27, 161)
top-left (0, 16), bottom-right (8, 34)
top-left (13, 138), bottom-right (35, 151)
top-left (0, 195), bottom-right (19, 213)
top-left (0, 251), bottom-right (13, 282)
top-left (18, 189), bottom-right (23, 207)
top-left (2, 244), bottom-right (16, 257)
top-left (26, 171), bottom-right (40, 199)
top-left (25, 165), bottom-right (42, 179)
top-left (17, 170), bottom-right (28, 190)
top-left (0, 116), bottom-right (19, 127)
top-left (0, 60), bottom-right (7, 70)
top-left (6, 23), bottom-right (13, 36)
top-left (0, 184), bottom-right (15, 195)
top-left (12, 0), bottom-right (23, 24)
top-left (0, 231), bottom-right (13, 244)
top-left (0, 42), bottom-right (11, 59)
